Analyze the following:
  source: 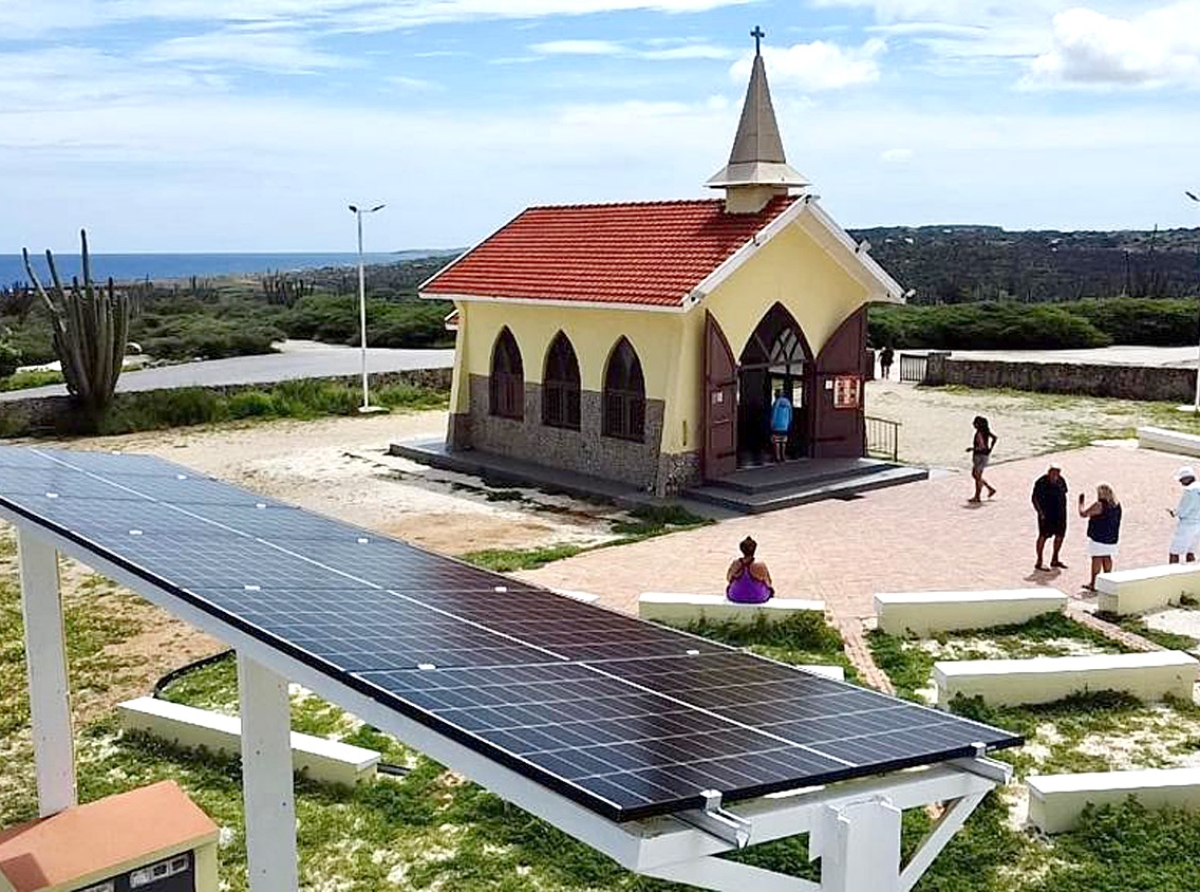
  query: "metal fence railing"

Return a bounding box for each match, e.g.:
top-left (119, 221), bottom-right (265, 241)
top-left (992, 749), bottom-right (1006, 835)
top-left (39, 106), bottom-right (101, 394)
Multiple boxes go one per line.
top-left (898, 353), bottom-right (928, 383)
top-left (865, 416), bottom-right (901, 462)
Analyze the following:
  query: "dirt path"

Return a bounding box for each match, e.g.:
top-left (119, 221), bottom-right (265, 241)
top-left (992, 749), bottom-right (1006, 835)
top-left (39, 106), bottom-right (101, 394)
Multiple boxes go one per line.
top-left (866, 380), bottom-right (1188, 469)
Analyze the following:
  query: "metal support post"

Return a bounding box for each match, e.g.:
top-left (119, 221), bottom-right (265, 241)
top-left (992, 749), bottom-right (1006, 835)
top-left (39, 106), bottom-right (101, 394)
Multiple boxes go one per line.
top-left (238, 652), bottom-right (299, 892)
top-left (17, 530), bottom-right (76, 817)
top-left (811, 797), bottom-right (903, 892)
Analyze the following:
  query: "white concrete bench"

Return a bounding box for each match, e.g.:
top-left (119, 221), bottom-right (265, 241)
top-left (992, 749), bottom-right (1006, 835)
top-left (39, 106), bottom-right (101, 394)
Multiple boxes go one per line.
top-left (933, 650), bottom-right (1199, 709)
top-left (1097, 564), bottom-right (1200, 616)
top-left (1139, 426), bottom-right (1200, 458)
top-left (798, 665), bottom-right (845, 681)
top-left (1029, 768), bottom-right (1200, 833)
top-left (552, 588), bottom-right (600, 604)
top-left (118, 697), bottom-right (381, 787)
top-left (638, 593), bottom-right (825, 627)
top-left (874, 589), bottom-right (1068, 637)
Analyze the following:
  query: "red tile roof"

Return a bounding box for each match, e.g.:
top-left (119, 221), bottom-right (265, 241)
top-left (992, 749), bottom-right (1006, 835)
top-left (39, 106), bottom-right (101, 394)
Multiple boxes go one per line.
top-left (422, 196), bottom-right (800, 308)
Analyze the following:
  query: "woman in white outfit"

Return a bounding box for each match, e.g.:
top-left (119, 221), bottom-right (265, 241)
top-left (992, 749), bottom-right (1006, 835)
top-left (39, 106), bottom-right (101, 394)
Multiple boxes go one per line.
top-left (1080, 483), bottom-right (1121, 593)
top-left (1168, 466), bottom-right (1200, 564)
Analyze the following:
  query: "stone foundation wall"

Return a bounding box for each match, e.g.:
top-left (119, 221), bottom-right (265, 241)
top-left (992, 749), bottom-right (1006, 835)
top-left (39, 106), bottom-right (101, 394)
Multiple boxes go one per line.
top-left (925, 354), bottom-right (1195, 403)
top-left (464, 374), bottom-right (668, 492)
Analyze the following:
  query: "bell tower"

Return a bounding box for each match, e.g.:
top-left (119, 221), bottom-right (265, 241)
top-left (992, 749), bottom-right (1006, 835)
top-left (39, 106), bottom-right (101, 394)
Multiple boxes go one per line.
top-left (707, 27), bottom-right (809, 213)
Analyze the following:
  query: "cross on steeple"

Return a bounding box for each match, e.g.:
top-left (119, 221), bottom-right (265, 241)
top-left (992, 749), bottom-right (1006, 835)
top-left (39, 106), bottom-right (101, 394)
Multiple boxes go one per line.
top-left (751, 25), bottom-right (765, 56)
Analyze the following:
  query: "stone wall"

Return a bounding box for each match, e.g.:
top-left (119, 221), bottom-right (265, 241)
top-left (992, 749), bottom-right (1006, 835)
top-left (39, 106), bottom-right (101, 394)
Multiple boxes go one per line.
top-left (924, 353), bottom-right (1194, 402)
top-left (0, 367), bottom-right (452, 438)
top-left (463, 374), bottom-right (674, 493)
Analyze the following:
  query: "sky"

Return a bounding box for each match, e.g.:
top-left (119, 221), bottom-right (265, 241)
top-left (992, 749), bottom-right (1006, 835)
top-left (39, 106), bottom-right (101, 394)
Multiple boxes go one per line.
top-left (1, 0), bottom-right (1199, 252)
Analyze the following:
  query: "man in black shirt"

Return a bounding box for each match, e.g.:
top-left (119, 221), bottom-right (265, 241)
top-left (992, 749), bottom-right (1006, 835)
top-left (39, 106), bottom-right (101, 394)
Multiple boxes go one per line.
top-left (1032, 463), bottom-right (1069, 571)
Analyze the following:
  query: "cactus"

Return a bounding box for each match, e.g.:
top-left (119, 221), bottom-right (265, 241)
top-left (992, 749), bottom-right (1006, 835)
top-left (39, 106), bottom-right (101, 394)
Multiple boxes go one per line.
top-left (22, 229), bottom-right (131, 420)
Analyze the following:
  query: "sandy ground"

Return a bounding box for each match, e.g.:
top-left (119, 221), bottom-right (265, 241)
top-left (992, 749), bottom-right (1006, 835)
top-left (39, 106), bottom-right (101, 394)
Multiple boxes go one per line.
top-left (36, 410), bottom-right (622, 555)
top-left (866, 379), bottom-right (1177, 469)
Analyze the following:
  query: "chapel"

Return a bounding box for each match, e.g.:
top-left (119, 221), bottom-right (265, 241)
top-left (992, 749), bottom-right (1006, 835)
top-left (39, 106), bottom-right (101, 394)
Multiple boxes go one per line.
top-left (421, 30), bottom-right (905, 496)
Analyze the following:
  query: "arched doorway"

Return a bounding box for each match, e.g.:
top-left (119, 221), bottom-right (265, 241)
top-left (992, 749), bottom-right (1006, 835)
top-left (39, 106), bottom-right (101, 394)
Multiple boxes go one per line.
top-left (737, 303), bottom-right (811, 466)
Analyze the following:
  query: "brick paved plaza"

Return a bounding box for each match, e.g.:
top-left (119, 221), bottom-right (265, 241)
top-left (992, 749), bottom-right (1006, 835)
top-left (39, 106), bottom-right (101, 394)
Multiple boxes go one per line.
top-left (523, 444), bottom-right (1195, 623)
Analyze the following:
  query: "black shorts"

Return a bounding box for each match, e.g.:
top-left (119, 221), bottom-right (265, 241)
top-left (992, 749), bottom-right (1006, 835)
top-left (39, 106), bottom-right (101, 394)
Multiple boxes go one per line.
top-left (1038, 515), bottom-right (1066, 538)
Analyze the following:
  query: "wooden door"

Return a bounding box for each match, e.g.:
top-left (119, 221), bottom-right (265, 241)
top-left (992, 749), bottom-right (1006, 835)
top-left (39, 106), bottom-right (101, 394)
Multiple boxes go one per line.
top-left (704, 312), bottom-right (738, 480)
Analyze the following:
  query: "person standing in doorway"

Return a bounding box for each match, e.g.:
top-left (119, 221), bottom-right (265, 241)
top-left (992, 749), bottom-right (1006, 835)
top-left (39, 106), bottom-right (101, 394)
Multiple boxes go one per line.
top-left (770, 388), bottom-right (793, 463)
top-left (1080, 483), bottom-right (1122, 592)
top-left (1032, 463), bottom-right (1069, 571)
top-left (1168, 466), bottom-right (1200, 563)
top-left (879, 345), bottom-right (895, 380)
top-left (967, 416), bottom-right (998, 502)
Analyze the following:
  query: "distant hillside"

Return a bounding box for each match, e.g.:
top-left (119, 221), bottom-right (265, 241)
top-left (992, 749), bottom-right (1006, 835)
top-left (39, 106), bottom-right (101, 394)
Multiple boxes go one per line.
top-left (846, 225), bottom-right (1200, 304)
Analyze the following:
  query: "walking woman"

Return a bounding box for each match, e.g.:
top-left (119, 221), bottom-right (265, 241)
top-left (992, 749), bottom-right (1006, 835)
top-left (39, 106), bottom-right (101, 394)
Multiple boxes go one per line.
top-left (1080, 483), bottom-right (1122, 592)
top-left (967, 416), bottom-right (998, 502)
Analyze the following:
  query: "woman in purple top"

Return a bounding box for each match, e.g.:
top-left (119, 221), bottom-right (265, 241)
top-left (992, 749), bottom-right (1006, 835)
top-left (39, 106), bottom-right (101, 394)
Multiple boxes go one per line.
top-left (726, 536), bottom-right (774, 604)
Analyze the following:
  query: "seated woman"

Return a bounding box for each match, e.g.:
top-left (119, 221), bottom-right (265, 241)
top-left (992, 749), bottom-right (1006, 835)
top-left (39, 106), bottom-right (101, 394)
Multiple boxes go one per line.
top-left (726, 536), bottom-right (774, 604)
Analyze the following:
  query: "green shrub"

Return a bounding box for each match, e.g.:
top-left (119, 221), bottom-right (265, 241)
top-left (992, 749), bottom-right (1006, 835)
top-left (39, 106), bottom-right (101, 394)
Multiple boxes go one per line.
top-left (283, 295), bottom-right (452, 349)
top-left (871, 296), bottom-right (1200, 352)
top-left (869, 302), bottom-right (1110, 351)
top-left (226, 391), bottom-right (278, 418)
top-left (135, 313), bottom-right (284, 361)
top-left (0, 339), bottom-right (19, 379)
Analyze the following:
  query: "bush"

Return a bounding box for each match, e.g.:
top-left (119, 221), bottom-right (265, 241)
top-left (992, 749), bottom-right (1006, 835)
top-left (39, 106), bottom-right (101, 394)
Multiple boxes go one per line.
top-left (1073, 297), bottom-right (1199, 346)
top-left (0, 339), bottom-right (19, 379)
top-left (869, 302), bottom-right (1111, 351)
top-left (134, 313), bottom-right (285, 361)
top-left (283, 295), bottom-right (452, 349)
top-left (871, 296), bottom-right (1200, 352)
top-left (226, 391), bottom-right (278, 418)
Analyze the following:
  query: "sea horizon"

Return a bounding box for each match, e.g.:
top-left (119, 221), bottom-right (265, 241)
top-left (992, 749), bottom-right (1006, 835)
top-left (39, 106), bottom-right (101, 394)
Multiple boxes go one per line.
top-left (0, 249), bottom-right (459, 286)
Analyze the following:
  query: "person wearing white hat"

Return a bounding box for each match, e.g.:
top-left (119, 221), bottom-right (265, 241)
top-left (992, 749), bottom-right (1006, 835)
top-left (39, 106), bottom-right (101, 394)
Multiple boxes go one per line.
top-left (1168, 467), bottom-right (1200, 563)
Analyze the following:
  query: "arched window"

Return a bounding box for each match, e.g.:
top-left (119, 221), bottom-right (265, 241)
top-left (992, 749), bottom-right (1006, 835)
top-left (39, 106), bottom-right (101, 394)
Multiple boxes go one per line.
top-left (603, 337), bottom-right (645, 442)
top-left (542, 332), bottom-right (581, 430)
top-left (489, 327), bottom-right (524, 420)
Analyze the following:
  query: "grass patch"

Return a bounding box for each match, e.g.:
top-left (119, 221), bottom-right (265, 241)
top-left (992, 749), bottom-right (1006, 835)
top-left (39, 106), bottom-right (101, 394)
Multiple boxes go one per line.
top-left (1097, 612), bottom-right (1200, 651)
top-left (0, 378), bottom-right (448, 438)
top-left (0, 368), bottom-right (63, 392)
top-left (870, 612), bottom-right (1127, 702)
top-left (462, 504), bottom-right (711, 573)
top-left (686, 612), bottom-right (854, 678)
top-left (460, 544), bottom-right (586, 573)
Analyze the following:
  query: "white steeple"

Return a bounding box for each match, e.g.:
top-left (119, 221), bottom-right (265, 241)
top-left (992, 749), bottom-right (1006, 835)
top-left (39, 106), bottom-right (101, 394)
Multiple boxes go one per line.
top-left (707, 27), bottom-right (809, 213)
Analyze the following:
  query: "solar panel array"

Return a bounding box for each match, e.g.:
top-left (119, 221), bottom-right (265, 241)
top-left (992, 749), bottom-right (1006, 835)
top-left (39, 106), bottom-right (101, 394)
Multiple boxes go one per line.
top-left (0, 445), bottom-right (1021, 822)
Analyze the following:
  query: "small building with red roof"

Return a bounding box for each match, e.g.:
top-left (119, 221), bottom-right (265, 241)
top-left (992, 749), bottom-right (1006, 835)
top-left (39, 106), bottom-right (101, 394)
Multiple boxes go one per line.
top-left (421, 34), bottom-right (905, 496)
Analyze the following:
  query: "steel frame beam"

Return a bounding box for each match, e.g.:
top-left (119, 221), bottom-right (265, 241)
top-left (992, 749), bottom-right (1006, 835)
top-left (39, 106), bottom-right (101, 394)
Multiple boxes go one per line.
top-left (16, 529), bottom-right (76, 817)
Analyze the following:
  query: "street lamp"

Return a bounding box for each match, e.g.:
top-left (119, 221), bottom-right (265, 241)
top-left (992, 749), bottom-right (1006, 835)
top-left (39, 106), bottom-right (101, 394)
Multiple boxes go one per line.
top-left (1187, 191), bottom-right (1200, 414)
top-left (350, 202), bottom-right (386, 415)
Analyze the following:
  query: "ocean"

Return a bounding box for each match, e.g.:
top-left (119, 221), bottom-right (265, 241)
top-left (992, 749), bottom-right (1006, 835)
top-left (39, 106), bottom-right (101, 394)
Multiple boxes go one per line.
top-left (0, 250), bottom-right (453, 285)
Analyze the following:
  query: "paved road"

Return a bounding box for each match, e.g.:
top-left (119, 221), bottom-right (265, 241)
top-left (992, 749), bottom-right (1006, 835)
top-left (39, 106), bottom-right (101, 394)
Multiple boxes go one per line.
top-left (1, 345), bottom-right (454, 401)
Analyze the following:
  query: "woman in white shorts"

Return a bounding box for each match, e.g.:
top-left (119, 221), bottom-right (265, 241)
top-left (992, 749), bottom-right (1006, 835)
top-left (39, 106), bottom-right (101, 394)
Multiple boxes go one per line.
top-left (1079, 483), bottom-right (1122, 592)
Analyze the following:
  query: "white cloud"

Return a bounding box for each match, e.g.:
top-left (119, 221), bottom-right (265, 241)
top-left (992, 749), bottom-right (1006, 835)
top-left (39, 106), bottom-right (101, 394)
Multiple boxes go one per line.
top-left (530, 38), bottom-right (735, 60)
top-left (0, 0), bottom-right (756, 39)
top-left (880, 147), bottom-right (913, 163)
top-left (1025, 3), bottom-right (1200, 88)
top-left (147, 30), bottom-right (346, 72)
top-left (531, 39), bottom-right (625, 55)
top-left (731, 39), bottom-right (887, 91)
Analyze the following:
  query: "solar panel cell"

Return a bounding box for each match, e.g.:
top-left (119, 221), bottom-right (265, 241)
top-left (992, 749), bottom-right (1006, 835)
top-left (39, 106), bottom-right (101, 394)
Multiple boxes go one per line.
top-left (0, 445), bottom-right (1022, 823)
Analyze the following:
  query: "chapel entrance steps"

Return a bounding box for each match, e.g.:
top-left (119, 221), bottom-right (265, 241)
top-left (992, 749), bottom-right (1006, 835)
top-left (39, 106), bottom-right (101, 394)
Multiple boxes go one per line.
top-left (683, 457), bottom-right (929, 515)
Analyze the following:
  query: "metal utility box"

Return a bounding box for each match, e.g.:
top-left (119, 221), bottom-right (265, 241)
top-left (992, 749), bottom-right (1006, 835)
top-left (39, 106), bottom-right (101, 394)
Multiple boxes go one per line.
top-left (0, 782), bottom-right (218, 892)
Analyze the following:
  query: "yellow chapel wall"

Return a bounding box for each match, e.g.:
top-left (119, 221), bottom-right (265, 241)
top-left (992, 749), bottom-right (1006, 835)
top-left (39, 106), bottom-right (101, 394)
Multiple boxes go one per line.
top-left (659, 220), bottom-right (871, 455)
top-left (457, 301), bottom-right (685, 400)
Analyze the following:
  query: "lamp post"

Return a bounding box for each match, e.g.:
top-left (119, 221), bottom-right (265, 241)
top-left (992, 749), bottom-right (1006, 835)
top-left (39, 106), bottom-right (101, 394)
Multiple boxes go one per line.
top-left (349, 203), bottom-right (387, 414)
top-left (1188, 191), bottom-right (1200, 414)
